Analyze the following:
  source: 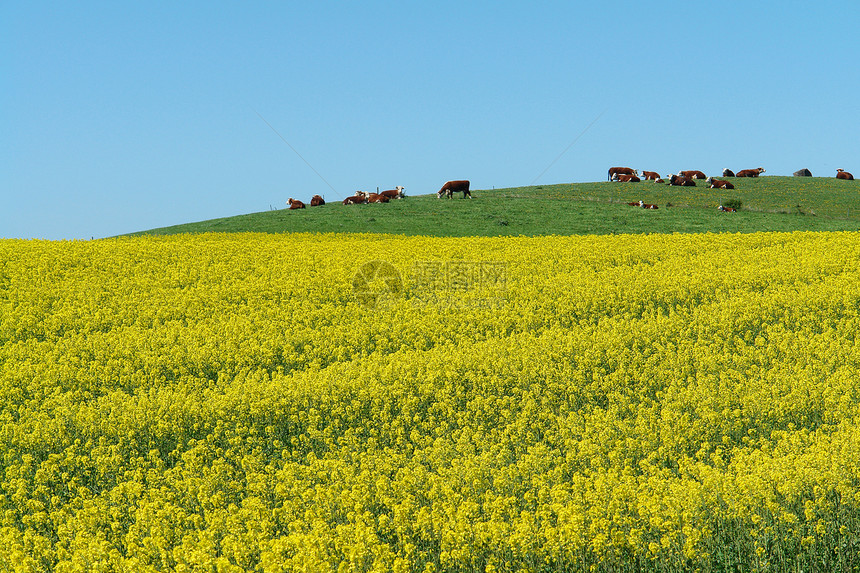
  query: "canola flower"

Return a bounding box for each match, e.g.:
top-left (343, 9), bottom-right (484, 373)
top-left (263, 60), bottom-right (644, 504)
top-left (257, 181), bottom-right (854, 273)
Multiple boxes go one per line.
top-left (1, 231), bottom-right (860, 572)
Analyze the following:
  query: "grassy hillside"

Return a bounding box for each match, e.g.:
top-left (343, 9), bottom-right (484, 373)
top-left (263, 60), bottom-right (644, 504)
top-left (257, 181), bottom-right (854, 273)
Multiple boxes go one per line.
top-left (129, 176), bottom-right (860, 237)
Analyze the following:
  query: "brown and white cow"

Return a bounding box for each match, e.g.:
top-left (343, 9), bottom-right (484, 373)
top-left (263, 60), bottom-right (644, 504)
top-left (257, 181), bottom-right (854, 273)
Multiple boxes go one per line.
top-left (707, 177), bottom-right (735, 189)
top-left (379, 186), bottom-right (405, 200)
top-left (837, 169), bottom-right (855, 180)
top-left (343, 191), bottom-right (368, 205)
top-left (679, 170), bottom-right (707, 180)
top-left (287, 198), bottom-right (305, 209)
top-left (438, 180), bottom-right (471, 199)
top-left (367, 193), bottom-right (390, 203)
top-left (614, 174), bottom-right (641, 182)
top-left (668, 174), bottom-right (696, 187)
top-left (639, 200), bottom-right (658, 209)
top-left (718, 205), bottom-right (736, 212)
top-left (736, 167), bottom-right (765, 177)
top-left (310, 194), bottom-right (325, 207)
top-left (608, 167), bottom-right (638, 181)
top-left (722, 168), bottom-right (735, 177)
top-left (641, 171), bottom-right (661, 180)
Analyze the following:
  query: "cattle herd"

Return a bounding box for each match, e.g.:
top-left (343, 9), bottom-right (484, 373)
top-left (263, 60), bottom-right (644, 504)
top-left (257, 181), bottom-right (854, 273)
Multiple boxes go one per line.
top-left (608, 166), bottom-right (768, 187)
top-left (285, 180), bottom-right (475, 210)
top-left (285, 168), bottom-right (856, 211)
top-left (608, 166), bottom-right (856, 212)
top-left (609, 166), bottom-right (854, 185)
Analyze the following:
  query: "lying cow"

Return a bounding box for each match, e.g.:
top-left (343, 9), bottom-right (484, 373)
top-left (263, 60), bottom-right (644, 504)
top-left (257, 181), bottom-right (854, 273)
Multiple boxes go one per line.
top-left (608, 167), bottom-right (638, 181)
top-left (679, 170), bottom-right (707, 179)
top-left (367, 193), bottom-right (390, 203)
top-left (837, 169), bottom-right (855, 180)
top-left (614, 174), bottom-right (641, 182)
top-left (707, 177), bottom-right (735, 189)
top-left (287, 198), bottom-right (305, 209)
top-left (641, 171), bottom-right (661, 180)
top-left (343, 191), bottom-right (368, 205)
top-left (639, 200), bottom-right (658, 210)
top-left (379, 186), bottom-right (405, 200)
top-left (736, 167), bottom-right (765, 177)
top-left (718, 205), bottom-right (736, 212)
top-left (722, 168), bottom-right (735, 177)
top-left (438, 180), bottom-right (471, 199)
top-left (310, 195), bottom-right (325, 206)
top-left (668, 174), bottom-right (696, 187)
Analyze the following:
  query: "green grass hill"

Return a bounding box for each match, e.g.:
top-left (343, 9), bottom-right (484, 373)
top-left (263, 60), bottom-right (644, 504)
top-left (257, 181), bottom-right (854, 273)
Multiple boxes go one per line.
top-left (129, 176), bottom-right (860, 237)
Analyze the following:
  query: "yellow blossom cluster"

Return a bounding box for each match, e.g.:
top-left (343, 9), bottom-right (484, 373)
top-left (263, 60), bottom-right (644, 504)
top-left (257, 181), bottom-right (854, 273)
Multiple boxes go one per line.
top-left (1, 232), bottom-right (859, 572)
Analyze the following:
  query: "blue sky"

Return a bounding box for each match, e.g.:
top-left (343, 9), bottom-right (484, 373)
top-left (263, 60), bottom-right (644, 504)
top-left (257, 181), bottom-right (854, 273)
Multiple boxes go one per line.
top-left (3, 1), bottom-right (858, 239)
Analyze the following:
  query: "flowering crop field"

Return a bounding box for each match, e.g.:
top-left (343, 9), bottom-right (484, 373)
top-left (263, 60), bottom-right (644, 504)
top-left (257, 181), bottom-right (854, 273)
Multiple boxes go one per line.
top-left (2, 232), bottom-right (860, 572)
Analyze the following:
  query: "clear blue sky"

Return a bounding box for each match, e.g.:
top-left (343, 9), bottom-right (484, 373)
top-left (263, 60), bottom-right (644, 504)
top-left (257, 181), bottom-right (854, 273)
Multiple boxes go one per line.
top-left (3, 1), bottom-right (858, 239)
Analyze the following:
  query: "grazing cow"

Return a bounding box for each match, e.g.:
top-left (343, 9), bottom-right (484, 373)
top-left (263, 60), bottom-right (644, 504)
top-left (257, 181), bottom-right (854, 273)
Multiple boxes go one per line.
top-left (668, 174), bottom-right (696, 187)
top-left (608, 167), bottom-right (638, 181)
top-left (310, 195), bottom-right (325, 207)
top-left (837, 169), bottom-right (855, 180)
top-left (379, 186), bottom-right (405, 200)
top-left (367, 193), bottom-right (390, 203)
top-left (641, 171), bottom-right (661, 180)
top-left (287, 198), bottom-right (305, 209)
top-left (718, 205), bottom-right (736, 212)
top-left (343, 191), bottom-right (368, 205)
top-left (707, 177), bottom-right (735, 189)
top-left (639, 200), bottom-right (658, 210)
top-left (722, 168), bottom-right (735, 177)
top-left (614, 174), bottom-right (641, 182)
top-left (438, 180), bottom-right (471, 199)
top-left (736, 167), bottom-right (765, 177)
top-left (679, 170), bottom-right (707, 180)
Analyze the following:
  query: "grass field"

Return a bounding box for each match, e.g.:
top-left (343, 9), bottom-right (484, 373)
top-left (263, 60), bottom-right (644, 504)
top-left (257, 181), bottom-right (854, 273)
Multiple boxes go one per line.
top-left (130, 176), bottom-right (860, 237)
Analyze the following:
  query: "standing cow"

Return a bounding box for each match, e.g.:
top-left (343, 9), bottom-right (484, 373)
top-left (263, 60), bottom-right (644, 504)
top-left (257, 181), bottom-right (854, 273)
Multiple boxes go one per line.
top-left (608, 167), bottom-right (638, 181)
top-left (438, 180), bottom-right (471, 199)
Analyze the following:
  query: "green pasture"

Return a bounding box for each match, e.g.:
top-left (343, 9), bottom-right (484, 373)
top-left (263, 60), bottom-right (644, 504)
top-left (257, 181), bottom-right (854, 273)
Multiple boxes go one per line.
top-left (129, 176), bottom-right (860, 237)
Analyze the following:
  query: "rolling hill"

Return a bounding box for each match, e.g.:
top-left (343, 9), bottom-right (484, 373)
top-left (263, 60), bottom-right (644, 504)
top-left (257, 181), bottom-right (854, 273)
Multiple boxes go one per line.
top-left (128, 176), bottom-right (860, 237)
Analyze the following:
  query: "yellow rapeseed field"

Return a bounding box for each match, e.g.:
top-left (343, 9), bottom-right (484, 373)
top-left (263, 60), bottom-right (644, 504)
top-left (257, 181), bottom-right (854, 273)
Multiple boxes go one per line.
top-left (1, 232), bottom-right (859, 572)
